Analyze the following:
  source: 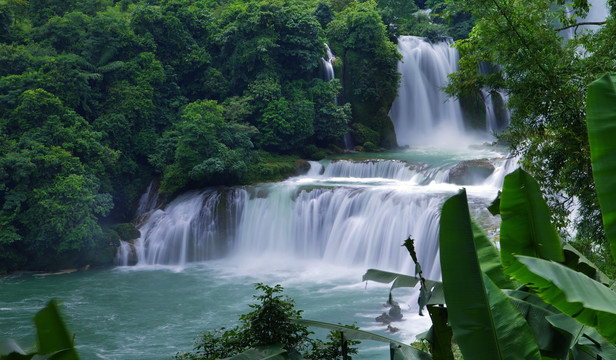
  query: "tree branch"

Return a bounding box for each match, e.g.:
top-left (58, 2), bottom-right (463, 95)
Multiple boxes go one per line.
top-left (556, 21), bottom-right (607, 32)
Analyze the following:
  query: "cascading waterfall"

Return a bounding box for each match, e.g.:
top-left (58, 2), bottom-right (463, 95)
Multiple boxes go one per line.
top-left (389, 36), bottom-right (467, 147)
top-left (482, 89), bottom-right (510, 134)
top-left (123, 36), bottom-right (516, 288)
top-left (126, 153), bottom-right (512, 277)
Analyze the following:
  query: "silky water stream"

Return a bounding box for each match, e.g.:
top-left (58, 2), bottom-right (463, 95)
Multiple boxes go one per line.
top-left (1, 36), bottom-right (515, 359)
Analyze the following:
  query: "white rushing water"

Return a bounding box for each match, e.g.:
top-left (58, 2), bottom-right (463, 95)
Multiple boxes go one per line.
top-left (124, 149), bottom-right (512, 276)
top-left (562, 0), bottom-right (609, 38)
top-left (390, 36), bottom-right (467, 147)
top-left (321, 43), bottom-right (336, 82)
top-left (3, 36), bottom-right (516, 360)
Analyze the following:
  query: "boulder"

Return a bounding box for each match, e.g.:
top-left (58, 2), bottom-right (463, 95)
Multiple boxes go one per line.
top-left (376, 303), bottom-right (404, 324)
top-left (448, 159), bottom-right (495, 185)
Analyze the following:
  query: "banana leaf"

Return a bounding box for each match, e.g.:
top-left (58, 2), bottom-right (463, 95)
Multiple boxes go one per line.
top-left (0, 340), bottom-right (35, 360)
top-left (362, 269), bottom-right (419, 288)
top-left (499, 168), bottom-right (564, 269)
top-left (504, 290), bottom-right (569, 358)
top-left (586, 73), bottom-right (616, 264)
top-left (439, 189), bottom-right (541, 360)
top-left (33, 300), bottom-right (79, 360)
top-left (471, 221), bottom-right (514, 289)
top-left (562, 243), bottom-right (612, 286)
top-left (292, 319), bottom-right (431, 360)
top-left (547, 313), bottom-right (616, 360)
top-left (292, 319), bottom-right (405, 346)
top-left (509, 255), bottom-right (616, 343)
top-left (223, 345), bottom-right (287, 360)
top-left (426, 306), bottom-right (453, 360)
top-left (391, 344), bottom-right (432, 360)
top-left (361, 269), bottom-right (445, 305)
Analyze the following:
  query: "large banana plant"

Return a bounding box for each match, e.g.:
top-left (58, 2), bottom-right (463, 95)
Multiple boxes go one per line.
top-left (0, 300), bottom-right (80, 360)
top-left (587, 73), bottom-right (616, 264)
top-left (436, 73), bottom-right (616, 360)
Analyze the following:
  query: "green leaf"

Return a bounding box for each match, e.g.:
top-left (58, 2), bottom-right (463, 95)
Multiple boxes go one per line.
top-left (362, 269), bottom-right (419, 288)
top-left (509, 255), bottom-right (616, 343)
top-left (223, 344), bottom-right (287, 360)
top-left (471, 221), bottom-right (515, 289)
top-left (362, 269), bottom-right (445, 306)
top-left (562, 243), bottom-right (613, 286)
top-left (547, 313), bottom-right (616, 360)
top-left (499, 168), bottom-right (564, 269)
top-left (586, 73), bottom-right (616, 264)
top-left (439, 189), bottom-right (541, 360)
top-left (292, 319), bottom-right (430, 360)
top-left (391, 343), bottom-right (432, 360)
top-left (504, 291), bottom-right (569, 358)
top-left (426, 306), bottom-right (454, 360)
top-left (0, 340), bottom-right (35, 360)
top-left (488, 190), bottom-right (501, 215)
top-left (402, 236), bottom-right (422, 276)
top-left (33, 300), bottom-right (78, 359)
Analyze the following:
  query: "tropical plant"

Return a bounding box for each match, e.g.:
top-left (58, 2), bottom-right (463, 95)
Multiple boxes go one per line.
top-left (364, 74), bottom-right (616, 359)
top-left (175, 283), bottom-right (359, 360)
top-left (176, 283), bottom-right (432, 360)
top-left (0, 300), bottom-right (80, 360)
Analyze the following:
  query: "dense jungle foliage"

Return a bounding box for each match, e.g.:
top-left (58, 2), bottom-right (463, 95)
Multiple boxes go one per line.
top-left (3, 0), bottom-right (615, 280)
top-left (0, 0), bottom-right (469, 272)
top-left (445, 0), bottom-right (616, 274)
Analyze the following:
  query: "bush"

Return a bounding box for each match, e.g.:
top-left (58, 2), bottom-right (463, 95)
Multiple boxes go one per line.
top-left (175, 283), bottom-right (358, 360)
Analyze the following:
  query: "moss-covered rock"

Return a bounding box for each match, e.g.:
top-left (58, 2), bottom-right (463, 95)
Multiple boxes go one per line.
top-left (459, 89), bottom-right (487, 130)
top-left (351, 122), bottom-right (380, 145)
top-left (111, 223), bottom-right (141, 241)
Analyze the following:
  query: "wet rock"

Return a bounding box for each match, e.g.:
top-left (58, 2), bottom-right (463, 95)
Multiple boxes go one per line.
top-left (111, 223), bottom-right (141, 241)
top-left (387, 324), bottom-right (400, 333)
top-left (376, 303), bottom-right (403, 324)
top-left (448, 159), bottom-right (495, 185)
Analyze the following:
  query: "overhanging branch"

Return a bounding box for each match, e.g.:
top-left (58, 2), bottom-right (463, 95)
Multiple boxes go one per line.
top-left (556, 21), bottom-right (607, 32)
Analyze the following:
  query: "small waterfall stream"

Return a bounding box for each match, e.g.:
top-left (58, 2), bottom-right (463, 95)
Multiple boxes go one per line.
top-left (321, 44), bottom-right (336, 83)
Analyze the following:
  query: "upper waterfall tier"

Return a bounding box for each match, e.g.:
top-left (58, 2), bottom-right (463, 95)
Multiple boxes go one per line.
top-left (390, 36), bottom-right (465, 147)
top-left (390, 36), bottom-right (500, 147)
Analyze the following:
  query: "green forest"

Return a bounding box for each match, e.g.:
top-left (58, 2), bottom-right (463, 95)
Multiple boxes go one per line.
top-left (0, 0), bottom-right (615, 284)
top-left (0, 0), bottom-right (472, 272)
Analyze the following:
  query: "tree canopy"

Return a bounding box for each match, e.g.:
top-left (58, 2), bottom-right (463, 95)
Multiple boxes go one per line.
top-left (446, 0), bottom-right (616, 271)
top-left (0, 0), bottom-right (411, 272)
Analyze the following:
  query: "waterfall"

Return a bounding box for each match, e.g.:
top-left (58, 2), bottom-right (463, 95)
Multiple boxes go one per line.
top-left (123, 36), bottom-right (518, 283)
top-left (320, 160), bottom-right (448, 184)
top-left (389, 36), bottom-right (467, 147)
top-left (322, 43), bottom-right (353, 149)
top-left (321, 44), bottom-right (336, 82)
top-left (562, 0), bottom-right (608, 38)
top-left (135, 180), bottom-right (160, 219)
top-left (482, 89), bottom-right (510, 134)
top-left (127, 154), bottom-right (513, 277)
